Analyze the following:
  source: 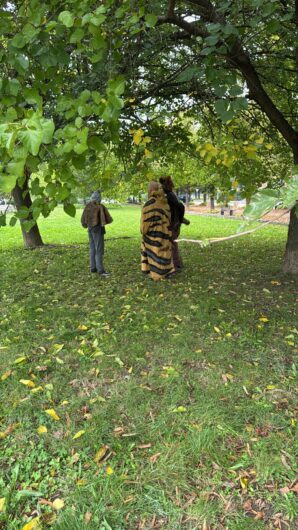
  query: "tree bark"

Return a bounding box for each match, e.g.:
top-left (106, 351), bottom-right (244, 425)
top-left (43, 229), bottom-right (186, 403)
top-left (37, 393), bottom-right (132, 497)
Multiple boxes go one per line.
top-left (283, 203), bottom-right (298, 274)
top-left (12, 176), bottom-right (44, 248)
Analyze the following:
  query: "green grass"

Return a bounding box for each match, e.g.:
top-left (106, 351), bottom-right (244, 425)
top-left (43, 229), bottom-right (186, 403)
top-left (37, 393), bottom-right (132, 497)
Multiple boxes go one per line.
top-left (0, 207), bottom-right (297, 530)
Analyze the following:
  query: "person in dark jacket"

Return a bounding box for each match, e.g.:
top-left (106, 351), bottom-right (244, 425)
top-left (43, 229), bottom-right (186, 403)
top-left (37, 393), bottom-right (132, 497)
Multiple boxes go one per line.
top-left (159, 176), bottom-right (189, 270)
top-left (81, 191), bottom-right (113, 277)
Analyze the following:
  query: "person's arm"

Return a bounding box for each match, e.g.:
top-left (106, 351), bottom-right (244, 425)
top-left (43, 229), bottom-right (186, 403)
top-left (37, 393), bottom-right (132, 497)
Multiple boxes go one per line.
top-left (81, 208), bottom-right (88, 228)
top-left (168, 191), bottom-right (185, 222)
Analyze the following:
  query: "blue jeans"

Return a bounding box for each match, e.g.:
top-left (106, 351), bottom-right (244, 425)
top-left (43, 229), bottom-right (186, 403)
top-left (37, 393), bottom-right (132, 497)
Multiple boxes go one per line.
top-left (88, 225), bottom-right (105, 273)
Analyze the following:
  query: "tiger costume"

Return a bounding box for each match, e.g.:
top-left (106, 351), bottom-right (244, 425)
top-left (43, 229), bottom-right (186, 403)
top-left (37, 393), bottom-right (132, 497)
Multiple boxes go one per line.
top-left (140, 187), bottom-right (175, 280)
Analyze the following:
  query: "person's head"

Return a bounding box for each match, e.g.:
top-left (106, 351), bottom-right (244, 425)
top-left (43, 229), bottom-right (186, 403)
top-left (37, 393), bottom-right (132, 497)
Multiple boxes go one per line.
top-left (90, 190), bottom-right (102, 203)
top-left (159, 176), bottom-right (174, 192)
top-left (148, 181), bottom-right (160, 197)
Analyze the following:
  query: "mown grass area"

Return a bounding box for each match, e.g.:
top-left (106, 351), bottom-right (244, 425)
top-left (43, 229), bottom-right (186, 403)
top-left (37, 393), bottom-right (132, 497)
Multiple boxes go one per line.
top-left (0, 207), bottom-right (297, 530)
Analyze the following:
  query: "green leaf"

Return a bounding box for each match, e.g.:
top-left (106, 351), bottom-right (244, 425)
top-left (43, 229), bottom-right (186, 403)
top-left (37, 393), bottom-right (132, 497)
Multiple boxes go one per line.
top-left (9, 215), bottom-right (18, 226)
top-left (108, 94), bottom-right (124, 110)
top-left (177, 65), bottom-right (201, 82)
top-left (70, 28), bottom-right (85, 43)
top-left (64, 203), bottom-right (76, 217)
top-left (17, 205), bottom-right (30, 220)
top-left (15, 54), bottom-right (29, 71)
top-left (280, 175), bottom-right (298, 209)
top-left (244, 189), bottom-right (280, 221)
top-left (19, 128), bottom-right (43, 156)
top-left (88, 136), bottom-right (106, 151)
top-left (214, 99), bottom-right (234, 122)
top-left (90, 14), bottom-right (106, 26)
top-left (8, 79), bottom-right (21, 96)
top-left (82, 13), bottom-right (92, 26)
top-left (75, 117), bottom-right (83, 128)
top-left (7, 158), bottom-right (25, 177)
top-left (0, 213), bottom-right (6, 227)
top-left (204, 35), bottom-right (219, 46)
top-left (107, 76), bottom-right (125, 96)
top-left (6, 131), bottom-right (17, 154)
top-left (40, 118), bottom-right (55, 144)
top-left (58, 11), bottom-right (75, 28)
top-left (145, 14), bottom-right (158, 28)
top-left (23, 219), bottom-right (36, 232)
top-left (11, 33), bottom-right (26, 48)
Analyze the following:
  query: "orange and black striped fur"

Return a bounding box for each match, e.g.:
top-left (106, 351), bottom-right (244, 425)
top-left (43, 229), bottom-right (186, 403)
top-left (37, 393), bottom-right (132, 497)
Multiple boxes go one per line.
top-left (140, 189), bottom-right (175, 280)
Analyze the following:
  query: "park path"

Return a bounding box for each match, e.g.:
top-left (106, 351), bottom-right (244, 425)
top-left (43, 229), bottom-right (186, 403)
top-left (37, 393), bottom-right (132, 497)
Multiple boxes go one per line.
top-left (186, 205), bottom-right (290, 225)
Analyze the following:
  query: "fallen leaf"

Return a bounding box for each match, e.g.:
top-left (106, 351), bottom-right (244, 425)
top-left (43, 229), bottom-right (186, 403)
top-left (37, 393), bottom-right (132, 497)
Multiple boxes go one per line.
top-left (78, 325), bottom-right (88, 331)
top-left (14, 356), bottom-right (27, 364)
top-left (149, 452), bottom-right (161, 463)
top-left (94, 445), bottom-right (110, 464)
top-left (85, 511), bottom-right (92, 523)
top-left (37, 426), bottom-right (47, 434)
top-left (106, 466), bottom-right (114, 475)
top-left (22, 518), bottom-right (41, 530)
top-left (0, 423), bottom-right (18, 440)
top-left (115, 356), bottom-right (124, 367)
top-left (19, 379), bottom-right (35, 388)
top-left (0, 498), bottom-right (5, 512)
top-left (45, 409), bottom-right (60, 421)
top-left (52, 498), bottom-right (65, 510)
top-left (76, 479), bottom-right (87, 486)
top-left (1, 370), bottom-right (12, 381)
top-left (259, 316), bottom-right (269, 323)
top-left (240, 477), bottom-right (249, 490)
top-left (214, 326), bottom-right (220, 333)
top-left (280, 486), bottom-right (290, 495)
top-left (31, 386), bottom-right (43, 393)
top-left (73, 430), bottom-right (85, 440)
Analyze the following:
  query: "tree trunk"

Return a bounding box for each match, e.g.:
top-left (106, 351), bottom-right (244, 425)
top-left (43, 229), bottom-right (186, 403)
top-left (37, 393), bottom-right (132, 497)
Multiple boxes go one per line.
top-left (12, 176), bottom-right (44, 248)
top-left (282, 204), bottom-right (298, 274)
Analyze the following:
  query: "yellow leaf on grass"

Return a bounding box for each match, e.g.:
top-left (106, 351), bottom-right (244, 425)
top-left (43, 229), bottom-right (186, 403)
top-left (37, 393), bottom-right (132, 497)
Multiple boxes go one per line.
top-left (77, 478), bottom-right (87, 486)
top-left (94, 445), bottom-right (109, 464)
top-left (1, 370), bottom-right (12, 381)
top-left (0, 498), bottom-right (5, 512)
top-left (214, 326), bottom-right (220, 333)
top-left (52, 343), bottom-right (64, 352)
top-left (172, 406), bottom-right (187, 413)
top-left (240, 477), bottom-right (249, 490)
top-left (45, 409), bottom-right (60, 421)
top-left (259, 316), bottom-right (269, 323)
top-left (73, 430), bottom-right (85, 440)
top-left (174, 315), bottom-right (182, 322)
top-left (22, 518), bottom-right (41, 530)
top-left (78, 325), bottom-right (88, 331)
top-left (20, 379), bottom-right (35, 388)
top-left (52, 498), bottom-right (65, 510)
top-left (31, 386), bottom-right (43, 393)
top-left (106, 466), bottom-right (114, 475)
top-left (14, 357), bottom-right (27, 364)
top-left (37, 426), bottom-right (47, 434)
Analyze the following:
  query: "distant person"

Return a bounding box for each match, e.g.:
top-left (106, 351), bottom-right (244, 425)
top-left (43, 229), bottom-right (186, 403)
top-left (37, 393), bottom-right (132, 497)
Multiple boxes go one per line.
top-left (81, 191), bottom-right (113, 277)
top-left (141, 182), bottom-right (175, 281)
top-left (159, 176), bottom-right (189, 271)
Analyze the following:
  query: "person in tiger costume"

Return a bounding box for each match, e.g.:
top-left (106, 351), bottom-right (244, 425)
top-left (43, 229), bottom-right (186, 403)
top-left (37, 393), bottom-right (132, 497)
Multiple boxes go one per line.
top-left (140, 182), bottom-right (175, 280)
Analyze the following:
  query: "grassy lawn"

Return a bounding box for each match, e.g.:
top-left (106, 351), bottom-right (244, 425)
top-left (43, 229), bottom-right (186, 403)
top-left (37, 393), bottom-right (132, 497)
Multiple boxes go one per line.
top-left (0, 206), bottom-right (297, 530)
